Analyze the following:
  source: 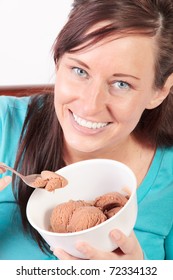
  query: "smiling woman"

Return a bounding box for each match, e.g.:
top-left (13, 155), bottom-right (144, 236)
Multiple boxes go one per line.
top-left (0, 0), bottom-right (173, 260)
top-left (54, 34), bottom-right (159, 156)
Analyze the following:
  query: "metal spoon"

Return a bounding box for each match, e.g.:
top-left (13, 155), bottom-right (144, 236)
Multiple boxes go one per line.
top-left (0, 162), bottom-right (67, 189)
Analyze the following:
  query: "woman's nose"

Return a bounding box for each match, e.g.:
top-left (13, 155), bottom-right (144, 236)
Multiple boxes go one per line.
top-left (81, 81), bottom-right (108, 114)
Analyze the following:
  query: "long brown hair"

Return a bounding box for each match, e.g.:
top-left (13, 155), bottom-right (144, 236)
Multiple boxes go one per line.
top-left (14, 0), bottom-right (173, 253)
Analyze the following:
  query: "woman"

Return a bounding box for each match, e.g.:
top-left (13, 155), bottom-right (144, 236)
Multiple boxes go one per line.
top-left (0, 0), bottom-right (173, 260)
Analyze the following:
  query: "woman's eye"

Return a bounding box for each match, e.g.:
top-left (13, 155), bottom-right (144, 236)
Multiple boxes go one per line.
top-left (72, 67), bottom-right (88, 78)
top-left (113, 81), bottom-right (130, 90)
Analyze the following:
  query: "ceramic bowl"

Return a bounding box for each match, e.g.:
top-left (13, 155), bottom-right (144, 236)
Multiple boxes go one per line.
top-left (26, 159), bottom-right (137, 259)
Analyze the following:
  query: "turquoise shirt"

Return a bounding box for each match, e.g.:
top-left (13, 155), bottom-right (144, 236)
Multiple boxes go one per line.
top-left (0, 96), bottom-right (173, 260)
top-left (0, 96), bottom-right (56, 260)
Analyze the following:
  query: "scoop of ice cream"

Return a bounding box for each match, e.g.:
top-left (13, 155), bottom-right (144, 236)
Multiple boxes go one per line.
top-left (50, 200), bottom-right (92, 233)
top-left (31, 170), bottom-right (68, 191)
top-left (105, 206), bottom-right (123, 218)
top-left (31, 177), bottom-right (48, 188)
top-left (94, 191), bottom-right (128, 212)
top-left (67, 206), bottom-right (107, 232)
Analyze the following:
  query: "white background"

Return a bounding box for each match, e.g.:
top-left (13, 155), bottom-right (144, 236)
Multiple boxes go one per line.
top-left (0, 0), bottom-right (72, 86)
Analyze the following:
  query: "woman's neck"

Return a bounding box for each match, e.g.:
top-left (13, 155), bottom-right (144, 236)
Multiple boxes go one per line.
top-left (63, 135), bottom-right (156, 187)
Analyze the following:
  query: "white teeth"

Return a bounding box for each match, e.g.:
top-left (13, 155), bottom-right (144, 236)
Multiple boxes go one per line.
top-left (73, 113), bottom-right (108, 129)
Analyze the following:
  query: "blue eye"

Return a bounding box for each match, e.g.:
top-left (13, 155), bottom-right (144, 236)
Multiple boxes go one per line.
top-left (72, 67), bottom-right (88, 78)
top-left (114, 81), bottom-right (130, 90)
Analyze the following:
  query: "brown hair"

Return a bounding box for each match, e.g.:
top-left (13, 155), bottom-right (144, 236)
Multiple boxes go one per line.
top-left (14, 0), bottom-right (173, 254)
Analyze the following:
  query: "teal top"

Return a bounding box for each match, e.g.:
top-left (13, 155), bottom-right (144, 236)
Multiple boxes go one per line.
top-left (0, 96), bottom-right (173, 260)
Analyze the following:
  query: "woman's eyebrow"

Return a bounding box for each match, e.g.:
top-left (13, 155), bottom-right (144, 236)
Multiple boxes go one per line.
top-left (67, 57), bottom-right (90, 70)
top-left (113, 73), bottom-right (140, 80)
top-left (67, 57), bottom-right (140, 80)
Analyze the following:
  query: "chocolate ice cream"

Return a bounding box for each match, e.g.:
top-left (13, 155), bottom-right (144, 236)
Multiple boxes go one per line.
top-left (50, 191), bottom-right (129, 233)
top-left (50, 200), bottom-right (92, 233)
top-left (31, 170), bottom-right (68, 191)
top-left (94, 191), bottom-right (128, 218)
top-left (67, 206), bottom-right (107, 232)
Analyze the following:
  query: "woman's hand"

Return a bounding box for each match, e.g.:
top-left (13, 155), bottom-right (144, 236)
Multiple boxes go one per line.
top-left (0, 166), bottom-right (12, 191)
top-left (53, 229), bottom-right (144, 260)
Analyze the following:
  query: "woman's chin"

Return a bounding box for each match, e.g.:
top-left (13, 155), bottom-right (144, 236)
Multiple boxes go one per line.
top-left (65, 138), bottom-right (102, 154)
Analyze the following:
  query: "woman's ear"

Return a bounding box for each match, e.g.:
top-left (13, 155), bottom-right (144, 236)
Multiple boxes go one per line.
top-left (146, 73), bottom-right (173, 109)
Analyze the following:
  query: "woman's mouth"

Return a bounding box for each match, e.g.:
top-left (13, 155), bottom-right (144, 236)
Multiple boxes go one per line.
top-left (72, 112), bottom-right (109, 129)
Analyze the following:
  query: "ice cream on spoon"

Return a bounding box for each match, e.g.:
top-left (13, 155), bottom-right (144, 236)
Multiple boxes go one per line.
top-left (31, 170), bottom-right (68, 191)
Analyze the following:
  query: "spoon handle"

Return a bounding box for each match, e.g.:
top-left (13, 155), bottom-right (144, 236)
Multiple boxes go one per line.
top-left (0, 162), bottom-right (25, 180)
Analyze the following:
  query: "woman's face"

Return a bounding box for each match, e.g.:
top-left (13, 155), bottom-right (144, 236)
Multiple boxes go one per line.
top-left (54, 33), bottom-right (161, 155)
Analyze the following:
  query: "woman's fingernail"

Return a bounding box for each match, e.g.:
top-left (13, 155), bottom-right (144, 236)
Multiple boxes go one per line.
top-left (110, 230), bottom-right (121, 241)
top-left (53, 248), bottom-right (69, 259)
top-left (4, 176), bottom-right (12, 184)
top-left (76, 242), bottom-right (88, 254)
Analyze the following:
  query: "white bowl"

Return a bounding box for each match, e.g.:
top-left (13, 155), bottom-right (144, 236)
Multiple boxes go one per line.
top-left (26, 159), bottom-right (137, 259)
